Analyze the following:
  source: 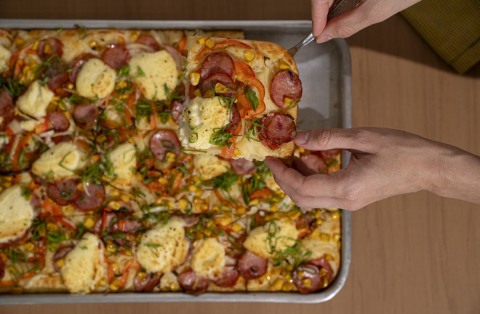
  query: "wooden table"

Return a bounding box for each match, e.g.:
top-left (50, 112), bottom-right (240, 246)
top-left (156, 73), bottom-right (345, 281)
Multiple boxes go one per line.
top-left (1, 0), bottom-right (480, 313)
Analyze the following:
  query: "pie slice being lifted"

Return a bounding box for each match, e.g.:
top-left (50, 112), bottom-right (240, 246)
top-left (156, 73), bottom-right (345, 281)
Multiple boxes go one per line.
top-left (178, 36), bottom-right (303, 161)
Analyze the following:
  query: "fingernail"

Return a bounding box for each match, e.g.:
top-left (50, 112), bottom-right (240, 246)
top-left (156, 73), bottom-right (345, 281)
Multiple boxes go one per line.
top-left (316, 35), bottom-right (332, 44)
top-left (295, 131), bottom-right (310, 145)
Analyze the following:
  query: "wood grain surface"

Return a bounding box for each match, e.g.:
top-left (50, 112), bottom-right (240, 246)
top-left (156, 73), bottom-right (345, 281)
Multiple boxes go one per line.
top-left (1, 0), bottom-right (479, 313)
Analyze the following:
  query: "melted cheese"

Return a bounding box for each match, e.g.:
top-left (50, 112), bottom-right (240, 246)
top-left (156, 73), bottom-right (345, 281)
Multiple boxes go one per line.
top-left (61, 233), bottom-right (105, 294)
top-left (265, 173), bottom-right (284, 195)
top-left (193, 154), bottom-right (231, 180)
top-left (128, 51), bottom-right (177, 100)
top-left (179, 96), bottom-right (230, 150)
top-left (0, 185), bottom-right (34, 244)
top-left (136, 216), bottom-right (189, 273)
top-left (76, 58), bottom-right (116, 98)
top-left (32, 142), bottom-right (87, 179)
top-left (0, 44), bottom-right (11, 73)
top-left (159, 271), bottom-right (179, 291)
top-left (17, 80), bottom-right (54, 118)
top-left (243, 219), bottom-right (298, 259)
top-left (108, 143), bottom-right (136, 189)
top-left (191, 238), bottom-right (225, 280)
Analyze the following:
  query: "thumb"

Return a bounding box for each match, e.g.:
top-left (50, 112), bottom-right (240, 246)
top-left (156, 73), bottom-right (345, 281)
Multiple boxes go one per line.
top-left (316, 1), bottom-right (381, 42)
top-left (311, 0), bottom-right (333, 37)
top-left (294, 128), bottom-right (370, 151)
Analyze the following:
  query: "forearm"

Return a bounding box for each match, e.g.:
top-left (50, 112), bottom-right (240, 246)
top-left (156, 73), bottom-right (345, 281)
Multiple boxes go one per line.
top-left (428, 143), bottom-right (480, 204)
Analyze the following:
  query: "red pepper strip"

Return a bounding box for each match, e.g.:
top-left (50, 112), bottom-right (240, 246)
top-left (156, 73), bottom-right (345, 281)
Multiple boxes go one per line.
top-left (233, 61), bottom-right (266, 119)
top-left (219, 118), bottom-right (243, 159)
top-left (43, 198), bottom-right (75, 230)
top-left (213, 189), bottom-right (239, 210)
top-left (195, 39), bottom-right (253, 62)
top-left (177, 35), bottom-right (187, 54)
top-left (13, 59), bottom-right (24, 79)
top-left (146, 180), bottom-right (165, 192)
top-left (34, 118), bottom-right (50, 135)
top-left (105, 259), bottom-right (114, 283)
top-left (250, 187), bottom-right (272, 199)
top-left (119, 260), bottom-right (141, 288)
top-left (171, 172), bottom-right (183, 191)
top-left (234, 60), bottom-right (255, 77)
top-left (125, 89), bottom-right (136, 126)
top-left (12, 133), bottom-right (32, 172)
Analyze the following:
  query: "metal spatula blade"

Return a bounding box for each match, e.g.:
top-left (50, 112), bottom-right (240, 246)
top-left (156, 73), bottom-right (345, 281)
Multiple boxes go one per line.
top-left (287, 0), bottom-right (362, 57)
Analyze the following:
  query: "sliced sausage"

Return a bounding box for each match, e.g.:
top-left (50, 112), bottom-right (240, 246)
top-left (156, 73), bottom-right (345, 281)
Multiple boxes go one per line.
top-left (93, 212), bottom-right (116, 234)
top-left (134, 272), bottom-right (160, 292)
top-left (69, 53), bottom-right (95, 83)
top-left (72, 183), bottom-right (105, 212)
top-left (164, 44), bottom-right (184, 71)
top-left (51, 134), bottom-right (73, 144)
top-left (258, 113), bottom-right (296, 149)
top-left (113, 219), bottom-right (143, 233)
top-left (270, 70), bottom-right (303, 108)
top-left (177, 270), bottom-right (210, 295)
top-left (53, 246), bottom-right (74, 272)
top-left (149, 129), bottom-right (181, 161)
top-left (44, 58), bottom-right (70, 92)
top-left (72, 104), bottom-right (99, 129)
top-left (135, 35), bottom-right (160, 52)
top-left (309, 257), bottom-right (334, 283)
top-left (171, 100), bottom-right (183, 124)
top-left (320, 149), bottom-right (341, 160)
top-left (38, 38), bottom-right (64, 60)
top-left (0, 257), bottom-right (5, 280)
top-left (301, 154), bottom-right (328, 174)
top-left (0, 88), bottom-right (14, 131)
top-left (237, 251), bottom-right (268, 280)
top-left (223, 103), bottom-right (240, 133)
top-left (213, 267), bottom-right (239, 287)
top-left (200, 52), bottom-right (235, 81)
top-left (102, 44), bottom-right (129, 70)
top-left (199, 73), bottom-right (236, 97)
top-left (228, 158), bottom-right (256, 175)
top-left (47, 112), bottom-right (70, 132)
top-left (46, 178), bottom-right (81, 206)
top-left (292, 263), bottom-right (324, 294)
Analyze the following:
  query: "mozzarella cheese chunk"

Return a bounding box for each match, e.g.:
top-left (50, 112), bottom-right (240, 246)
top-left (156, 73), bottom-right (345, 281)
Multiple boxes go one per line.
top-left (17, 80), bottom-right (54, 119)
top-left (265, 173), bottom-right (284, 195)
top-left (160, 271), bottom-right (180, 291)
top-left (193, 154), bottom-right (231, 180)
top-left (136, 216), bottom-right (189, 273)
top-left (61, 233), bottom-right (105, 294)
top-left (128, 51), bottom-right (177, 100)
top-left (191, 238), bottom-right (225, 280)
top-left (0, 44), bottom-right (11, 73)
top-left (108, 143), bottom-right (136, 189)
top-left (179, 96), bottom-right (230, 150)
top-left (243, 219), bottom-right (298, 259)
top-left (0, 185), bottom-right (34, 244)
top-left (32, 142), bottom-right (87, 179)
top-left (76, 58), bottom-right (116, 98)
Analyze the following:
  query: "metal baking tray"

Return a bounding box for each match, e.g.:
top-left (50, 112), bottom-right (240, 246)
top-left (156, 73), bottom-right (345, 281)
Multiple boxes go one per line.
top-left (0, 19), bottom-right (352, 305)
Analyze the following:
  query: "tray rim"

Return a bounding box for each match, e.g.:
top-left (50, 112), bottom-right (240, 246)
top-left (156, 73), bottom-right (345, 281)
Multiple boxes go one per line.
top-left (0, 19), bottom-right (352, 305)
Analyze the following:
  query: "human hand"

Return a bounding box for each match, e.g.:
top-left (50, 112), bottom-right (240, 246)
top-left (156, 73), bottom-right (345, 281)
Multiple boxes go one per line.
top-left (264, 128), bottom-right (480, 210)
top-left (311, 0), bottom-right (422, 43)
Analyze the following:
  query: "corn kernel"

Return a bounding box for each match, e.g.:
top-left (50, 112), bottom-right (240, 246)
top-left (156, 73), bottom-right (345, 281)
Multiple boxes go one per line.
top-left (325, 254), bottom-right (334, 261)
top-left (109, 201), bottom-right (121, 210)
top-left (66, 82), bottom-right (74, 89)
top-left (203, 229), bottom-right (212, 236)
top-left (203, 89), bottom-right (213, 98)
top-left (111, 262), bottom-right (120, 273)
top-left (337, 241), bottom-right (341, 250)
top-left (135, 173), bottom-right (143, 181)
top-left (302, 278), bottom-right (312, 288)
top-left (282, 282), bottom-right (293, 292)
top-left (205, 38), bottom-right (215, 48)
top-left (211, 205), bottom-right (220, 213)
top-left (272, 278), bottom-right (284, 290)
top-left (47, 222), bottom-right (59, 232)
top-left (197, 37), bottom-right (206, 45)
top-left (243, 50), bottom-right (255, 62)
top-left (201, 204), bottom-right (208, 211)
top-left (195, 190), bottom-right (203, 197)
top-left (287, 210), bottom-right (301, 220)
top-left (319, 267), bottom-right (327, 277)
top-left (22, 65), bottom-right (30, 75)
top-left (265, 213), bottom-right (274, 222)
top-left (109, 278), bottom-right (121, 291)
top-left (283, 97), bottom-right (295, 107)
top-left (11, 287), bottom-right (23, 294)
top-left (230, 223), bottom-right (242, 233)
top-left (44, 43), bottom-right (53, 54)
top-left (320, 233), bottom-right (331, 242)
top-left (55, 258), bottom-right (65, 269)
top-left (215, 83), bottom-right (228, 94)
top-left (190, 72), bottom-right (200, 86)
top-left (23, 242), bottom-right (35, 252)
top-left (310, 228), bottom-right (321, 240)
top-left (89, 40), bottom-right (98, 48)
top-left (106, 240), bottom-right (117, 253)
top-left (136, 271), bottom-right (147, 281)
top-left (331, 211), bottom-right (340, 221)
top-left (109, 189), bottom-right (120, 197)
top-left (322, 277), bottom-right (329, 288)
top-left (77, 183), bottom-right (84, 191)
top-left (215, 214), bottom-right (232, 226)
top-left (332, 233), bottom-right (341, 242)
top-left (297, 271), bottom-right (305, 278)
top-left (236, 207), bottom-right (246, 215)
top-left (279, 60), bottom-right (290, 70)
top-left (165, 152), bottom-right (176, 163)
top-left (270, 204), bottom-right (279, 212)
top-left (194, 89), bottom-right (202, 98)
top-left (3, 182), bottom-right (11, 188)
top-left (168, 201), bottom-right (175, 210)
top-left (84, 217), bottom-right (95, 229)
top-left (117, 80), bottom-right (128, 89)
top-left (249, 199), bottom-right (259, 206)
top-left (170, 282), bottom-right (181, 291)
top-left (97, 278), bottom-right (107, 287)
top-left (120, 194), bottom-right (130, 203)
top-left (284, 264), bottom-right (293, 272)
top-left (234, 148), bottom-right (241, 156)
top-left (130, 32), bottom-right (139, 40)
top-left (188, 185), bottom-right (197, 192)
top-left (158, 177), bottom-right (168, 185)
top-left (178, 199), bottom-right (188, 211)
top-left (127, 138), bottom-right (135, 144)
top-left (15, 37), bottom-right (26, 47)
top-left (246, 61), bottom-right (252, 66)
top-left (315, 209), bottom-right (323, 220)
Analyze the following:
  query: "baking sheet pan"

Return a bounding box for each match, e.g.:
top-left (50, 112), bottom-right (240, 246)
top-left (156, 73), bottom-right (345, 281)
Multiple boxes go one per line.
top-left (0, 19), bottom-right (352, 305)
